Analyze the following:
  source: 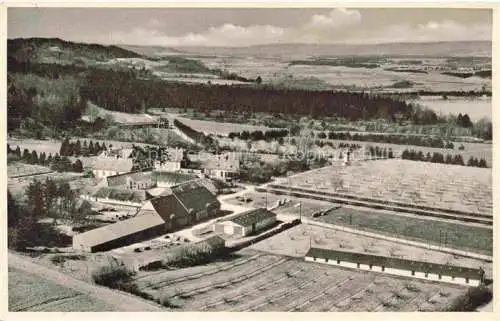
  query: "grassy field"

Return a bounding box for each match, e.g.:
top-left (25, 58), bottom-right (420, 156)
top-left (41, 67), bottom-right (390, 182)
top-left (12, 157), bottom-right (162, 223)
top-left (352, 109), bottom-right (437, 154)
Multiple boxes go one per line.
top-left (83, 102), bottom-right (158, 124)
top-left (175, 116), bottom-right (279, 136)
top-left (9, 267), bottom-right (115, 312)
top-left (128, 249), bottom-right (470, 311)
top-left (250, 225), bottom-right (492, 277)
top-left (7, 162), bottom-right (52, 178)
top-left (8, 138), bottom-right (62, 156)
top-left (281, 159), bottom-right (492, 216)
top-left (225, 192), bottom-right (492, 255)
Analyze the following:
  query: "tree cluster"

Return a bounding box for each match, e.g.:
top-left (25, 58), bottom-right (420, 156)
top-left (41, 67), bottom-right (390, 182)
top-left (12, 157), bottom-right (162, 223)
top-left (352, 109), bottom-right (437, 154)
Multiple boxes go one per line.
top-left (7, 144), bottom-right (84, 173)
top-left (367, 146), bottom-right (394, 159)
top-left (228, 129), bottom-right (289, 141)
top-left (401, 148), bottom-right (488, 168)
top-left (80, 68), bottom-right (417, 121)
top-left (456, 113), bottom-right (473, 128)
top-left (8, 178), bottom-right (89, 250)
top-left (326, 131), bottom-right (453, 149)
top-left (60, 138), bottom-right (107, 157)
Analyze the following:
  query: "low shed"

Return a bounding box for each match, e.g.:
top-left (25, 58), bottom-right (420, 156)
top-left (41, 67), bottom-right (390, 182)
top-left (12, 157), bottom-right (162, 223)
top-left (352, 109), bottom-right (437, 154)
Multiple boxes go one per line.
top-left (305, 247), bottom-right (485, 287)
top-left (213, 208), bottom-right (277, 238)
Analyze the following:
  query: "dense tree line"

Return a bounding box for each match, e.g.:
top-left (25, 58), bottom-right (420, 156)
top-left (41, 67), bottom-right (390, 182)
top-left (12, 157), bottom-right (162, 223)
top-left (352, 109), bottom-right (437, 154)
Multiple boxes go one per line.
top-left (60, 138), bottom-right (107, 157)
top-left (228, 129), bottom-right (289, 141)
top-left (80, 68), bottom-right (417, 121)
top-left (7, 144), bottom-right (84, 173)
top-left (173, 119), bottom-right (215, 148)
top-left (401, 148), bottom-right (488, 168)
top-left (8, 179), bottom-right (90, 250)
top-left (325, 131), bottom-right (453, 149)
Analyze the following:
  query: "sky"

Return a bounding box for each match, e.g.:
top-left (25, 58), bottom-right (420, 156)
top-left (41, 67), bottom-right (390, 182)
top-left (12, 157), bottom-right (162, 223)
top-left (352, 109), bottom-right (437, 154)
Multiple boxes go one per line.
top-left (8, 8), bottom-right (493, 47)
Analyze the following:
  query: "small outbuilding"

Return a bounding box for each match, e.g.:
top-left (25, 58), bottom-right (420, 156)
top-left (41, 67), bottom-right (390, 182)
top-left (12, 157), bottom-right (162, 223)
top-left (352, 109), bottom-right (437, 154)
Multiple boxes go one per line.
top-left (213, 208), bottom-right (277, 238)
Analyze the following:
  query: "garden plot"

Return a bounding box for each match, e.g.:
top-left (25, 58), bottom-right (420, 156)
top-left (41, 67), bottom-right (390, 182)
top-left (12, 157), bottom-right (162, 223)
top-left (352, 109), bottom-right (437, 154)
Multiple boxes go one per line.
top-left (9, 267), bottom-right (115, 312)
top-left (283, 159), bottom-right (492, 216)
top-left (128, 249), bottom-right (470, 311)
top-left (250, 225), bottom-right (492, 278)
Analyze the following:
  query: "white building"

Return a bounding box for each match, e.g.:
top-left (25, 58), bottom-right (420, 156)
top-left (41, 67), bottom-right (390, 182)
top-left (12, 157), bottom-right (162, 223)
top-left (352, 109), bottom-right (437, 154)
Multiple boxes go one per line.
top-left (304, 247), bottom-right (485, 287)
top-left (213, 208), bottom-right (277, 238)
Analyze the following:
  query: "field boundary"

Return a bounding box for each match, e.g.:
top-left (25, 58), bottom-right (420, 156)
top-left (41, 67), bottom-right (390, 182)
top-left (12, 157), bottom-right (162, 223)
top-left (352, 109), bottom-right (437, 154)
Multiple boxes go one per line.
top-left (302, 219), bottom-right (492, 262)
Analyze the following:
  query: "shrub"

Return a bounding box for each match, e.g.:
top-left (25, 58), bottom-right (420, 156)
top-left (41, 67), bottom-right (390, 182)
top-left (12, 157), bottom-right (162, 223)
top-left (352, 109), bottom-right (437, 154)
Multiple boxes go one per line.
top-left (91, 264), bottom-right (135, 289)
top-left (446, 286), bottom-right (493, 311)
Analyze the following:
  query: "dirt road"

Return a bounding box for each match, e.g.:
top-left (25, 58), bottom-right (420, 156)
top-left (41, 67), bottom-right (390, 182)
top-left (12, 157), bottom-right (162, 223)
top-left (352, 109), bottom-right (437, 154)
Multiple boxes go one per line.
top-left (8, 252), bottom-right (164, 312)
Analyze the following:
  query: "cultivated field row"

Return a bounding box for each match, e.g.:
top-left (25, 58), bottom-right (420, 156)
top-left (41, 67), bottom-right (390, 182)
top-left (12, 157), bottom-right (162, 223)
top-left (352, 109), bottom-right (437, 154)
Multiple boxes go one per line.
top-left (130, 250), bottom-right (468, 311)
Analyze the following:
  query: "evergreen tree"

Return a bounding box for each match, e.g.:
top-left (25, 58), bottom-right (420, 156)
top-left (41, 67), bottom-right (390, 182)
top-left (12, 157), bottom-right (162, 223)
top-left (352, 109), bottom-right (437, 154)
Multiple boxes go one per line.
top-left (60, 138), bottom-right (70, 156)
top-left (15, 146), bottom-right (21, 158)
top-left (453, 154), bottom-right (464, 166)
top-left (43, 178), bottom-right (59, 223)
top-left (73, 159), bottom-right (84, 173)
top-left (478, 158), bottom-right (488, 168)
top-left (89, 141), bottom-right (95, 155)
top-left (39, 152), bottom-right (46, 166)
top-left (75, 140), bottom-right (82, 156)
top-left (26, 180), bottom-right (46, 218)
top-left (47, 153), bottom-right (53, 164)
top-left (445, 154), bottom-right (454, 164)
top-left (22, 148), bottom-right (30, 162)
top-left (30, 150), bottom-right (39, 164)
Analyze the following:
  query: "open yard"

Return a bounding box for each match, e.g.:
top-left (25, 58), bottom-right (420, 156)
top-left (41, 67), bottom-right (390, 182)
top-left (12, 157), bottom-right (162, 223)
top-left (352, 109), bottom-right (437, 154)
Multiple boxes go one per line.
top-left (9, 267), bottom-right (116, 312)
top-left (279, 159), bottom-right (492, 216)
top-left (128, 249), bottom-right (472, 311)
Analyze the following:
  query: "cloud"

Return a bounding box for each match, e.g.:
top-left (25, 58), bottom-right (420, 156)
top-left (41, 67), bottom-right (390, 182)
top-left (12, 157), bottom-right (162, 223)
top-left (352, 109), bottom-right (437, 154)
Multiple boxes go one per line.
top-left (104, 8), bottom-right (361, 46)
top-left (361, 20), bottom-right (492, 44)
top-left (101, 9), bottom-right (491, 47)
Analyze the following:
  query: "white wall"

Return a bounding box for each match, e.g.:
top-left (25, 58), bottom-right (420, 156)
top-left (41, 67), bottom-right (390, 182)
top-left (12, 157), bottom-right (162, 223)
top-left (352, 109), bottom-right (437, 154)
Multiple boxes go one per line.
top-left (303, 256), bottom-right (480, 287)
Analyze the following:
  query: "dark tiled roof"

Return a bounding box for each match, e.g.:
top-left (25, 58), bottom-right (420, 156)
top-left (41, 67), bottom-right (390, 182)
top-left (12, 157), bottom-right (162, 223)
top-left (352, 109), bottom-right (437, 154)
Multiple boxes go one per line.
top-left (171, 180), bottom-right (220, 214)
top-left (93, 187), bottom-right (151, 203)
top-left (230, 208), bottom-right (276, 227)
top-left (305, 248), bottom-right (485, 279)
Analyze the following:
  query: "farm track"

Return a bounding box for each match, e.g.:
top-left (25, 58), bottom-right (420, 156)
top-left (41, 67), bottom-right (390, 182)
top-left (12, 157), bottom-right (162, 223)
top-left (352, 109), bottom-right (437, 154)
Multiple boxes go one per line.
top-left (260, 185), bottom-right (492, 227)
top-left (154, 256), bottom-right (288, 299)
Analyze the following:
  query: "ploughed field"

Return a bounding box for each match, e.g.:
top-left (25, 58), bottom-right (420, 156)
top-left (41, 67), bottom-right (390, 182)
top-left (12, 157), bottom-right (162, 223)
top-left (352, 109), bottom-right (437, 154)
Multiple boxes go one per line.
top-left (280, 159), bottom-right (492, 216)
top-left (9, 267), bottom-right (115, 312)
top-left (130, 250), bottom-right (468, 312)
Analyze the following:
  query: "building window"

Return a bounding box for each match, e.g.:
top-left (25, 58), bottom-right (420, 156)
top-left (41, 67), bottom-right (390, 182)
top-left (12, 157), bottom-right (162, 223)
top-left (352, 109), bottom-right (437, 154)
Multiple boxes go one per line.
top-left (411, 271), bottom-right (415, 276)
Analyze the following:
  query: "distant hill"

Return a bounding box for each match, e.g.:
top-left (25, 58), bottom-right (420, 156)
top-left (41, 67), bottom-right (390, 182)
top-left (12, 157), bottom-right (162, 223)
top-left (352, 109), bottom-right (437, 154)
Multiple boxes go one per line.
top-left (8, 37), bottom-right (143, 65)
top-left (167, 41), bottom-right (492, 59)
top-left (120, 44), bottom-right (186, 57)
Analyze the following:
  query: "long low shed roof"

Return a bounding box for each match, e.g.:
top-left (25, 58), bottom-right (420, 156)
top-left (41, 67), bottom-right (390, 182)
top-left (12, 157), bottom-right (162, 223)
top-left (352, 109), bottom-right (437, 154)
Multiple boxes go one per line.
top-left (74, 212), bottom-right (166, 248)
top-left (306, 247), bottom-right (484, 279)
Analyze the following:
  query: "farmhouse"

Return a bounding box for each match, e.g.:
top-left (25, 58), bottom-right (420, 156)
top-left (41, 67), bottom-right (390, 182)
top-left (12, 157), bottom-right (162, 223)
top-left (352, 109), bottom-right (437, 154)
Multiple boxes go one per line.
top-left (106, 171), bottom-right (155, 190)
top-left (154, 147), bottom-right (184, 172)
top-left (213, 208), bottom-right (277, 237)
top-left (74, 181), bottom-right (221, 252)
top-left (92, 157), bottom-right (134, 180)
top-left (201, 152), bottom-right (240, 181)
top-left (305, 248), bottom-right (485, 287)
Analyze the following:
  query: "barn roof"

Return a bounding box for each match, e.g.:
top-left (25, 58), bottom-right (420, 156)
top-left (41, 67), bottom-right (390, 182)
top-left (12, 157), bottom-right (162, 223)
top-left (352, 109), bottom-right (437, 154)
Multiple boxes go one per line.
top-left (74, 212), bottom-right (165, 249)
top-left (92, 187), bottom-right (151, 203)
top-left (171, 180), bottom-right (220, 214)
top-left (305, 248), bottom-right (485, 279)
top-left (93, 157), bottom-right (134, 172)
top-left (229, 208), bottom-right (276, 227)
